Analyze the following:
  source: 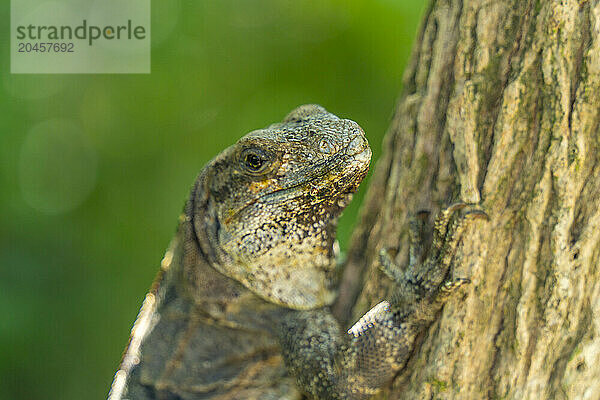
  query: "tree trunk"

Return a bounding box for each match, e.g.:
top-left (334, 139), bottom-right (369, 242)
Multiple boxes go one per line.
top-left (335, 0), bottom-right (600, 398)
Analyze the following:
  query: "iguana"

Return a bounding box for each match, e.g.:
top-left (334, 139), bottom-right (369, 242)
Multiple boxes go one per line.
top-left (108, 104), bottom-right (487, 400)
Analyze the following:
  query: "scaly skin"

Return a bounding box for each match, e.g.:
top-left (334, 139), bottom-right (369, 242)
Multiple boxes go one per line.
top-left (108, 105), bottom-right (486, 400)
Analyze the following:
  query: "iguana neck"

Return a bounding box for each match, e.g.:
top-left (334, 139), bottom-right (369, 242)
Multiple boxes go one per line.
top-left (185, 185), bottom-right (338, 310)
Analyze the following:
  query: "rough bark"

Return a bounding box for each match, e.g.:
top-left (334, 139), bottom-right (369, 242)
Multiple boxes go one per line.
top-left (335, 0), bottom-right (600, 398)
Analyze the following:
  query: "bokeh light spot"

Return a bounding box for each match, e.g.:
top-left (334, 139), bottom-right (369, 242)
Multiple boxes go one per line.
top-left (19, 119), bottom-right (98, 214)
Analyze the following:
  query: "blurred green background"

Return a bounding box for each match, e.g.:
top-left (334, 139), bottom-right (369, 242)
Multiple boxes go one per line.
top-left (0, 1), bottom-right (426, 399)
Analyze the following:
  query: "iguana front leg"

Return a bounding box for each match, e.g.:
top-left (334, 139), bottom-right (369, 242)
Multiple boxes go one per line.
top-left (277, 203), bottom-right (488, 399)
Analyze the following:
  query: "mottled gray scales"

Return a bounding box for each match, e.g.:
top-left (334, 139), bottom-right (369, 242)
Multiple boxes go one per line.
top-left (108, 105), bottom-right (485, 399)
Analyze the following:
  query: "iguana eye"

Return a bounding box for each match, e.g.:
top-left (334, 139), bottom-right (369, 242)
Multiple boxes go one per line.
top-left (240, 148), bottom-right (270, 174)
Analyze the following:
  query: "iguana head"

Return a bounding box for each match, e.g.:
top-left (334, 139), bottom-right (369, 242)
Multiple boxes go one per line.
top-left (190, 104), bottom-right (371, 309)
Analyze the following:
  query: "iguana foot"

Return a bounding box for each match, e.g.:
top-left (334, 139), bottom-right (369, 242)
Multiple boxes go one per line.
top-left (379, 202), bottom-right (488, 302)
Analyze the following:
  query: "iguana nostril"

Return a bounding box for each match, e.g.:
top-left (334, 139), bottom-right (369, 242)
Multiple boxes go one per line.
top-left (319, 139), bottom-right (334, 154)
top-left (346, 135), bottom-right (367, 156)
